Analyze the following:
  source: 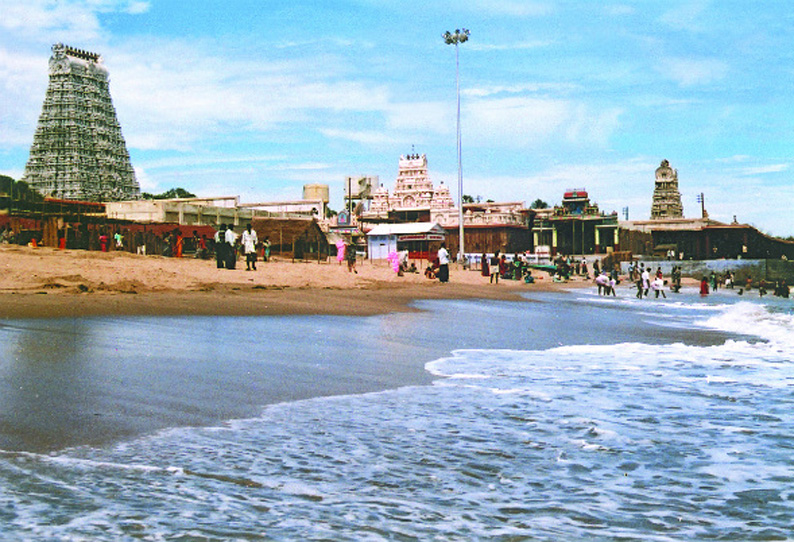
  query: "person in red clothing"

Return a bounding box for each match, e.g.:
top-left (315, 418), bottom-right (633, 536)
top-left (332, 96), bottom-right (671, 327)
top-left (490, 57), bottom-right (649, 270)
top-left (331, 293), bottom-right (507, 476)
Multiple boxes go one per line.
top-left (700, 277), bottom-right (709, 296)
top-left (481, 253), bottom-right (490, 278)
top-left (99, 232), bottom-right (109, 252)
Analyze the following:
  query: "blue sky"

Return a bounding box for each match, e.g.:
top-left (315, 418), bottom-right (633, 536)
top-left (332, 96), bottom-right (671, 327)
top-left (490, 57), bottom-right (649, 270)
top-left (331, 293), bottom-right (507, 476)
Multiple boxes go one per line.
top-left (1, 0), bottom-right (793, 236)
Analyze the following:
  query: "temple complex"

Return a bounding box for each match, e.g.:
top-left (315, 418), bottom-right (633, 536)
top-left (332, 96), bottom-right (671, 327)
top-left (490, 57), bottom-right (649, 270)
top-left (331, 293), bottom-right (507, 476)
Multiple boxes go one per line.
top-left (364, 153), bottom-right (527, 229)
top-left (362, 153), bottom-right (532, 255)
top-left (650, 159), bottom-right (683, 219)
top-left (367, 154), bottom-right (455, 222)
top-left (532, 189), bottom-right (618, 256)
top-left (22, 44), bottom-right (140, 202)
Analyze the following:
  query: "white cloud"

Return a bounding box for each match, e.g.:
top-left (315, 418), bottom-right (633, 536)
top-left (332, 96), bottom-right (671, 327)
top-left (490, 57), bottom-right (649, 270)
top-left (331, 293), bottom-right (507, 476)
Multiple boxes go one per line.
top-left (0, 0), bottom-right (111, 42)
top-left (659, 0), bottom-right (711, 32)
top-left (468, 0), bottom-right (554, 17)
top-left (320, 129), bottom-right (404, 146)
top-left (464, 82), bottom-right (579, 98)
top-left (737, 164), bottom-right (789, 176)
top-left (468, 40), bottom-right (552, 52)
top-left (133, 166), bottom-right (157, 192)
top-left (605, 5), bottom-right (635, 16)
top-left (385, 102), bottom-right (450, 135)
top-left (658, 57), bottom-right (728, 87)
top-left (465, 96), bottom-right (622, 148)
top-left (125, 1), bottom-right (150, 15)
top-left (106, 39), bottom-right (396, 151)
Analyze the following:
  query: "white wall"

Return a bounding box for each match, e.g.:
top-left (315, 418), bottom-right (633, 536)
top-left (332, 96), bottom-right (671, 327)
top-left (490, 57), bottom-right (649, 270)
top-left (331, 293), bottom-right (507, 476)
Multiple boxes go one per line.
top-left (368, 235), bottom-right (396, 259)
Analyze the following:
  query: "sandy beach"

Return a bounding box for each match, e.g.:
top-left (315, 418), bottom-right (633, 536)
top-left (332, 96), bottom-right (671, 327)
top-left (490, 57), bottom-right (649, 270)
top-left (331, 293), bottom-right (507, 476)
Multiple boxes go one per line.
top-left (0, 244), bottom-right (587, 318)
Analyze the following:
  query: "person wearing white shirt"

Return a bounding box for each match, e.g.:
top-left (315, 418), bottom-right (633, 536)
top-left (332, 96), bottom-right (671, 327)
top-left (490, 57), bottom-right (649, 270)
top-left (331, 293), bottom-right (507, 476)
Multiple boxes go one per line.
top-left (241, 223), bottom-right (258, 271)
top-left (224, 226), bottom-right (238, 270)
top-left (640, 267), bottom-right (651, 298)
top-left (437, 242), bottom-right (450, 283)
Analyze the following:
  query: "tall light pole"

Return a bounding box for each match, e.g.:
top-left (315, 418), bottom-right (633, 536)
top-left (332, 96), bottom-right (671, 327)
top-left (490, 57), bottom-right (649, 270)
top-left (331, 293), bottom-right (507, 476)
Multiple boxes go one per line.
top-left (443, 28), bottom-right (469, 265)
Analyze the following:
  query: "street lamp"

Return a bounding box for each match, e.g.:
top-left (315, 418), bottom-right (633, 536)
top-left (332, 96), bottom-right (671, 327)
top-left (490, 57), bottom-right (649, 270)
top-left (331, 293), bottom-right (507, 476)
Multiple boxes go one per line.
top-left (443, 28), bottom-right (469, 265)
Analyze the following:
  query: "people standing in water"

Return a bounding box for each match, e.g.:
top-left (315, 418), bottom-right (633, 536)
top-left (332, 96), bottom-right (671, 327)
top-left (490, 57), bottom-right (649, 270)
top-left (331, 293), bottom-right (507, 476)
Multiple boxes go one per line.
top-left (700, 276), bottom-right (710, 296)
top-left (671, 266), bottom-right (682, 293)
top-left (650, 276), bottom-right (667, 298)
top-left (635, 263), bottom-right (644, 299)
top-left (641, 265), bottom-right (651, 298)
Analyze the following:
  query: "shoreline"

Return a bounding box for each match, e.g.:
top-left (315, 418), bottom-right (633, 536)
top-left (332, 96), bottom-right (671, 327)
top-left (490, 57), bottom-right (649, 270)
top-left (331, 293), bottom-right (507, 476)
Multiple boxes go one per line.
top-left (0, 244), bottom-right (587, 319)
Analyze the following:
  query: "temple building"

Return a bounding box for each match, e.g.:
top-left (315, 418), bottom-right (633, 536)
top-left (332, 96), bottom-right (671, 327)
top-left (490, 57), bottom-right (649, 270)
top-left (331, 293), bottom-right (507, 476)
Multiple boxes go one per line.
top-left (362, 153), bottom-right (532, 255)
top-left (367, 153), bottom-right (455, 223)
top-left (650, 159), bottom-right (683, 219)
top-left (22, 44), bottom-right (140, 202)
top-left (532, 189), bottom-right (618, 256)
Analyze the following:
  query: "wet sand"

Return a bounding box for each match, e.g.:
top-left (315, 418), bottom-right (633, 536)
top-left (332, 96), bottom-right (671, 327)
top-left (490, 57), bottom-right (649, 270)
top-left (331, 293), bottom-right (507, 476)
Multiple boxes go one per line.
top-left (9, 244), bottom-right (713, 453)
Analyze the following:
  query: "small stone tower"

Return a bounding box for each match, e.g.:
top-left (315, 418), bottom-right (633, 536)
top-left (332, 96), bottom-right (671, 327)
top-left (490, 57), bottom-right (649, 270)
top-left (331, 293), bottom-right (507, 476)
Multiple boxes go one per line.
top-left (22, 43), bottom-right (140, 201)
top-left (650, 159), bottom-right (683, 219)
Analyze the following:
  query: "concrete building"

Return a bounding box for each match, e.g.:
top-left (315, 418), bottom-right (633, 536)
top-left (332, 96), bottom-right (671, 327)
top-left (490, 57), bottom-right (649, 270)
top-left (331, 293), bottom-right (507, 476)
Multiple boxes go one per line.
top-left (366, 222), bottom-right (446, 260)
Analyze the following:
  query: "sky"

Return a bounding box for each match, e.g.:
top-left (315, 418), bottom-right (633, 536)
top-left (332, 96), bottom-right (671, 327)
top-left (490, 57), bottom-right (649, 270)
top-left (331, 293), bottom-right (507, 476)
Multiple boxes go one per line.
top-left (1, 0), bottom-right (793, 236)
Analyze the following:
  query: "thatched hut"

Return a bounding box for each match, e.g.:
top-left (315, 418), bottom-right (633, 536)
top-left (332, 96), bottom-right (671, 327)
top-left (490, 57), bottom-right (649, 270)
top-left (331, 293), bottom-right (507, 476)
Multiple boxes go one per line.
top-left (251, 217), bottom-right (328, 260)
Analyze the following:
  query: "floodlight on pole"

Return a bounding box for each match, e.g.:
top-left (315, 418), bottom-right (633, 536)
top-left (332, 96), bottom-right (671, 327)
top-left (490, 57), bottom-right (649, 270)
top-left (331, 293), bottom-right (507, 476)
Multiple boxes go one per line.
top-left (443, 28), bottom-right (469, 265)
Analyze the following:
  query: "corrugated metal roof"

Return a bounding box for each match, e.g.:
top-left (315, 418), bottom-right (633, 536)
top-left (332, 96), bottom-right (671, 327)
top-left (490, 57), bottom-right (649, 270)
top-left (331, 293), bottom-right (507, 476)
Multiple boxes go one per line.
top-left (366, 222), bottom-right (446, 236)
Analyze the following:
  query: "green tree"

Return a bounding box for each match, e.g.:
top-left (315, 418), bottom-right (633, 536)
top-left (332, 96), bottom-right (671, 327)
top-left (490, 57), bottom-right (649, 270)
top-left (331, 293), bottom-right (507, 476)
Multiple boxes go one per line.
top-left (462, 194), bottom-right (475, 204)
top-left (530, 198), bottom-right (550, 209)
top-left (142, 187), bottom-right (197, 200)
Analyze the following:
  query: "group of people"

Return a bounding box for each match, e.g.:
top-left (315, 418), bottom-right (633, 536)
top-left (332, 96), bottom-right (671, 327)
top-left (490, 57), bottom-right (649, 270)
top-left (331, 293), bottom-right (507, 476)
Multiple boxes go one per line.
top-left (214, 223), bottom-right (271, 271)
top-left (627, 262), bottom-right (668, 299)
top-left (480, 251), bottom-right (535, 284)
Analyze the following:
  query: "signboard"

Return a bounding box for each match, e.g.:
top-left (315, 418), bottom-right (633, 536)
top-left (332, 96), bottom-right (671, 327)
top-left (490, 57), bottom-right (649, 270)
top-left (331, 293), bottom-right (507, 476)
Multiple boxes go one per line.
top-left (337, 210), bottom-right (351, 226)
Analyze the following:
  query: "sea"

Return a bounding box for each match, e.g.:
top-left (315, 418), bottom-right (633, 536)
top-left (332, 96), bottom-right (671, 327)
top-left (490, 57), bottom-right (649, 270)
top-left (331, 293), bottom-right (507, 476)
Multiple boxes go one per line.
top-left (0, 286), bottom-right (793, 541)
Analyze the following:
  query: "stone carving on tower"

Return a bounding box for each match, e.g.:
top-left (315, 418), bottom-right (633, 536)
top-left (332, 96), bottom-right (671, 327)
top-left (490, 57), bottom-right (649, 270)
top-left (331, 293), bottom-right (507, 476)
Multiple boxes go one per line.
top-left (364, 153), bottom-right (527, 228)
top-left (22, 43), bottom-right (140, 201)
top-left (650, 159), bottom-right (683, 219)
top-left (367, 154), bottom-right (454, 220)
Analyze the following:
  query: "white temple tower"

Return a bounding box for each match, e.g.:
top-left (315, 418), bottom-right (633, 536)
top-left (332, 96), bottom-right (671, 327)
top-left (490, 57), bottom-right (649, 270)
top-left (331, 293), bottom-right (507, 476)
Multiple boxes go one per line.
top-left (650, 159), bottom-right (684, 219)
top-left (22, 43), bottom-right (140, 201)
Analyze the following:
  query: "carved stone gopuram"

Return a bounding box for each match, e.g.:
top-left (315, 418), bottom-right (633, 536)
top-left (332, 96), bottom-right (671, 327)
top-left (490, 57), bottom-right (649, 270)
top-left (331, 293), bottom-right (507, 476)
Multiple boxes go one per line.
top-left (650, 159), bottom-right (683, 219)
top-left (22, 44), bottom-right (140, 201)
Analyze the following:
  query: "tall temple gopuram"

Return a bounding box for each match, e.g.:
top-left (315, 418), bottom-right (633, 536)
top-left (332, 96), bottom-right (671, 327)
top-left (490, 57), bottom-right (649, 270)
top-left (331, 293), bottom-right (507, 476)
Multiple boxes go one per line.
top-left (22, 43), bottom-right (140, 202)
top-left (650, 159), bottom-right (683, 219)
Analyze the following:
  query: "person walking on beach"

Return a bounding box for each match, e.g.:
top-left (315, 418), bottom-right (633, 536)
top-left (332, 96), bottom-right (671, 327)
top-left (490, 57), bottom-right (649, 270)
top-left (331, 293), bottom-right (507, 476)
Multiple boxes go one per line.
top-left (175, 230), bottom-right (183, 258)
top-left (241, 223), bottom-right (258, 271)
top-left (346, 241), bottom-right (358, 273)
top-left (214, 224), bottom-right (227, 269)
top-left (225, 226), bottom-right (237, 269)
top-left (437, 242), bottom-right (450, 283)
top-left (490, 251), bottom-right (500, 284)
